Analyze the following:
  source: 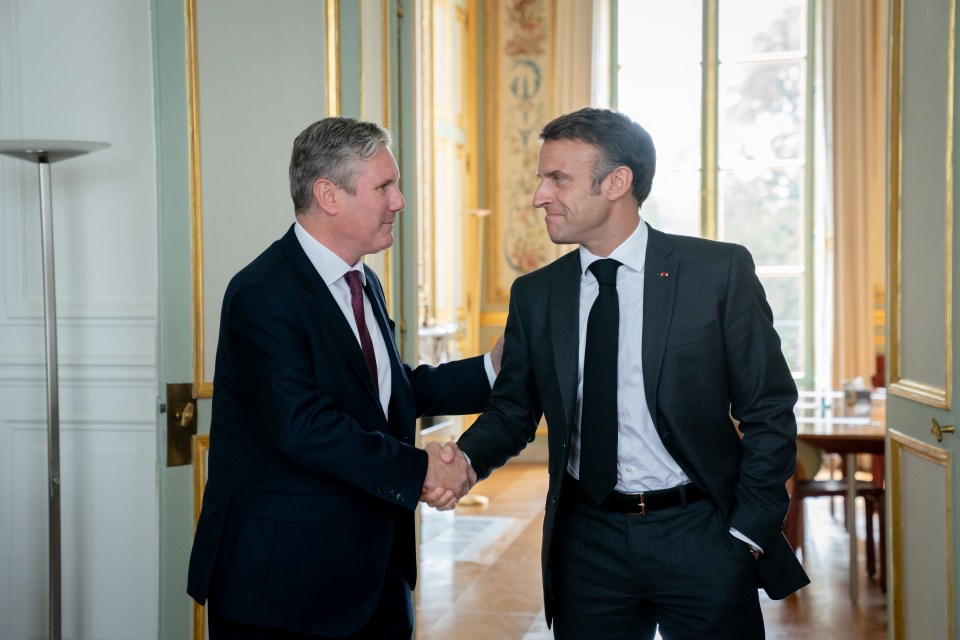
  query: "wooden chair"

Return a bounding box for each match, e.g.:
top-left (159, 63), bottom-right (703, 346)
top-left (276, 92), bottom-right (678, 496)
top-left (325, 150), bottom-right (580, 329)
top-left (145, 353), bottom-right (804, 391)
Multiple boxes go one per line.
top-left (785, 477), bottom-right (886, 591)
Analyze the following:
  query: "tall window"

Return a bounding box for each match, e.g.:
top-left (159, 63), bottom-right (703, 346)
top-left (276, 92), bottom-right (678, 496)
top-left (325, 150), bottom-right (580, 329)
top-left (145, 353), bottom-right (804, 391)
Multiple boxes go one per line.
top-left (614, 0), bottom-right (812, 382)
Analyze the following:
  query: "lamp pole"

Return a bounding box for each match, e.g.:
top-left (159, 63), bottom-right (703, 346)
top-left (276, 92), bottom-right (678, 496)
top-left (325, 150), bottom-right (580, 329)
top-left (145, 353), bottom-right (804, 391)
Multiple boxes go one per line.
top-left (0, 140), bottom-right (109, 640)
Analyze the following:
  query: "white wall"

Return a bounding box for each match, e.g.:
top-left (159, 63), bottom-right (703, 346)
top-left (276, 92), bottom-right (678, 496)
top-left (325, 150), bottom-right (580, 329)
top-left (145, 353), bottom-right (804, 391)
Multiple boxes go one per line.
top-left (0, 0), bottom-right (159, 638)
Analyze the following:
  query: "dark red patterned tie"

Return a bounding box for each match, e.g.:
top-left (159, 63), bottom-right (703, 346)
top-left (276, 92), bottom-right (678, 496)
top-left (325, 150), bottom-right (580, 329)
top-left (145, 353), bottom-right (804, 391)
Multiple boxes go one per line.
top-left (344, 270), bottom-right (378, 385)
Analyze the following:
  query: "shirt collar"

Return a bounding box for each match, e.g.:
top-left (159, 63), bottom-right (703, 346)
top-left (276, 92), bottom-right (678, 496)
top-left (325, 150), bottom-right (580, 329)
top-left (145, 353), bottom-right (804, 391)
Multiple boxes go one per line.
top-left (294, 221), bottom-right (366, 286)
top-left (578, 218), bottom-right (648, 276)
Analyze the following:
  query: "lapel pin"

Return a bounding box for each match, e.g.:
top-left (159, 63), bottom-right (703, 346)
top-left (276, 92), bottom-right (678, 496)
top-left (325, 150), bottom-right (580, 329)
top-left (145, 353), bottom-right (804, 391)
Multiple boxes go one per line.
top-left (660, 272), bottom-right (669, 277)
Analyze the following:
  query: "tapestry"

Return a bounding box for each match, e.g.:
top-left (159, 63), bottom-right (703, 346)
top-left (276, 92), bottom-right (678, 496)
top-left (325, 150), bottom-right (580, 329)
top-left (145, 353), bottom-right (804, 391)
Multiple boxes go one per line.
top-left (488, 0), bottom-right (558, 304)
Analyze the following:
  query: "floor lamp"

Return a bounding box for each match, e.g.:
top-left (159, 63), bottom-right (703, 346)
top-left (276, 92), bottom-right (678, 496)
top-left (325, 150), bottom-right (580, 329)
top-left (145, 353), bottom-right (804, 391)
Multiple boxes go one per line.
top-left (0, 139), bottom-right (109, 640)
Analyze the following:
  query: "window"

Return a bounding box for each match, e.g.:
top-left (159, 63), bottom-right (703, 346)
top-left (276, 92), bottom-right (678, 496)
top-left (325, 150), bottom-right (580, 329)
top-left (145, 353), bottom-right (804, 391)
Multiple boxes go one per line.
top-left (614, 0), bottom-right (812, 382)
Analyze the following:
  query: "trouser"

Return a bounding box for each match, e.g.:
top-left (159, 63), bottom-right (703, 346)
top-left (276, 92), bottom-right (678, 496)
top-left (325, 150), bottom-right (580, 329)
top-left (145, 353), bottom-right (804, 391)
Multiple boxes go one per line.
top-left (551, 481), bottom-right (764, 640)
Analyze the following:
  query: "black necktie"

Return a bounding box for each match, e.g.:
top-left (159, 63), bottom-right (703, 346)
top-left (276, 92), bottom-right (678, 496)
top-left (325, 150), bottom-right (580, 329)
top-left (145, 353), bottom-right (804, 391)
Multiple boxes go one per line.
top-left (579, 258), bottom-right (622, 505)
top-left (344, 271), bottom-right (378, 386)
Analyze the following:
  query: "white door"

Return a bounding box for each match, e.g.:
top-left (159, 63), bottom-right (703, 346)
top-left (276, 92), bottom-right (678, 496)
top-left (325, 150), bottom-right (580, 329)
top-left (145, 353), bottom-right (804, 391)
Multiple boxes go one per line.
top-left (886, 0), bottom-right (959, 637)
top-left (0, 1), bottom-right (160, 638)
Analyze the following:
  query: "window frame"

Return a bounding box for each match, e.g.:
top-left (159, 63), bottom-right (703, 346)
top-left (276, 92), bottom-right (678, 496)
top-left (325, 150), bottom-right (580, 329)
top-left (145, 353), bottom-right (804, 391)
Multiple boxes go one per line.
top-left (610, 0), bottom-right (816, 386)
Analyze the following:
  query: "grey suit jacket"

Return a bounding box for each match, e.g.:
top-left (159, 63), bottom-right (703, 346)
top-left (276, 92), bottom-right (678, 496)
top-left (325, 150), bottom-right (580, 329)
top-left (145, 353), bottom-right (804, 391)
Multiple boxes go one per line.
top-left (458, 223), bottom-right (809, 624)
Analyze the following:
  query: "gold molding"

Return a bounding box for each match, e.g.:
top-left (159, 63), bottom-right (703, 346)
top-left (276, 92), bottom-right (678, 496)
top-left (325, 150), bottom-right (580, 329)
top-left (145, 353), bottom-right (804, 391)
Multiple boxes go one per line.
top-left (480, 311), bottom-right (508, 326)
top-left (942, 0), bottom-right (956, 409)
top-left (382, 0), bottom-right (392, 309)
top-left (184, 0), bottom-right (345, 399)
top-left (359, 0), bottom-right (365, 117)
top-left (191, 434), bottom-right (211, 640)
top-left (418, 0), bottom-right (434, 326)
top-left (185, 0), bottom-right (213, 398)
top-left (887, 0), bottom-right (953, 410)
top-left (483, 0), bottom-right (499, 306)
top-left (888, 428), bottom-right (953, 639)
top-left (887, 0), bottom-right (903, 397)
top-left (382, 0), bottom-right (391, 128)
top-left (701, 0), bottom-right (718, 240)
top-left (460, 208), bottom-right (490, 357)
top-left (326, 0), bottom-right (341, 116)
top-left (454, 4), bottom-right (468, 130)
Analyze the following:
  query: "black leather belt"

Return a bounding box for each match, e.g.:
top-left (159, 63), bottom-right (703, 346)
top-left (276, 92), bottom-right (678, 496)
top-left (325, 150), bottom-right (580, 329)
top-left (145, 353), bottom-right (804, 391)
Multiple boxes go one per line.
top-left (564, 474), bottom-right (708, 515)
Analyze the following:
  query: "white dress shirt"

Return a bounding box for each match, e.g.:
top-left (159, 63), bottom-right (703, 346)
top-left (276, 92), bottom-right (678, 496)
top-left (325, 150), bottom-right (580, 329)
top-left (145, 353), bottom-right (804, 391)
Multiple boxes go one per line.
top-left (295, 222), bottom-right (393, 415)
top-left (567, 220), bottom-right (762, 553)
top-left (568, 221), bottom-right (691, 492)
top-left (294, 222), bottom-right (498, 416)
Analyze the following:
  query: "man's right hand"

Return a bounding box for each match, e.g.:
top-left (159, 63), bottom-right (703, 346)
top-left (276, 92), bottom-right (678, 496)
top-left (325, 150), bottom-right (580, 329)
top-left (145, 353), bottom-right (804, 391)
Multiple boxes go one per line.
top-left (421, 441), bottom-right (476, 510)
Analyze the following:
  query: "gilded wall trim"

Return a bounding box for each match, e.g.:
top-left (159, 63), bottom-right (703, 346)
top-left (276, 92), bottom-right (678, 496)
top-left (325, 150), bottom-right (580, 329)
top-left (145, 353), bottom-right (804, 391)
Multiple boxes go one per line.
top-left (185, 1), bottom-right (339, 398)
top-left (191, 434), bottom-right (210, 639)
top-left (887, 0), bottom-right (953, 409)
top-left (485, 0), bottom-right (558, 306)
top-left (382, 0), bottom-right (392, 308)
top-left (185, 0), bottom-right (213, 398)
top-left (700, 0), bottom-right (718, 240)
top-left (327, 0), bottom-right (341, 116)
top-left (888, 428), bottom-right (953, 638)
top-left (480, 311), bottom-right (509, 326)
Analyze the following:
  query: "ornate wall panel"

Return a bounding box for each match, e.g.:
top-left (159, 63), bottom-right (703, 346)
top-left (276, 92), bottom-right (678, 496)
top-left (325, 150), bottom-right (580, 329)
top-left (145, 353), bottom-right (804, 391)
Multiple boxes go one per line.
top-left (486, 0), bottom-right (559, 305)
top-left (0, 1), bottom-right (160, 635)
top-left (186, 0), bottom-right (330, 395)
top-left (888, 0), bottom-right (954, 408)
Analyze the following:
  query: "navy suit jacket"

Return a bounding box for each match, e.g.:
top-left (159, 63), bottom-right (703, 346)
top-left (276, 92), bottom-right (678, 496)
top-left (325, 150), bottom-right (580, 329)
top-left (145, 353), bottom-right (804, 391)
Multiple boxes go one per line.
top-left (187, 225), bottom-right (491, 636)
top-left (458, 224), bottom-right (809, 625)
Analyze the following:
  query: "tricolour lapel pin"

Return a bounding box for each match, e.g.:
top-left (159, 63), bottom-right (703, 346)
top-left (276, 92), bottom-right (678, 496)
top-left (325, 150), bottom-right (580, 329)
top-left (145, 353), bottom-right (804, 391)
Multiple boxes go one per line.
top-left (660, 272), bottom-right (669, 277)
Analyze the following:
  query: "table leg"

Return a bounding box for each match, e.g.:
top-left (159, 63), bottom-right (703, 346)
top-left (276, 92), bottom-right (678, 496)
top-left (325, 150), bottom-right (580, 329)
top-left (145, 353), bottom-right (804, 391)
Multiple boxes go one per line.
top-left (846, 453), bottom-right (859, 604)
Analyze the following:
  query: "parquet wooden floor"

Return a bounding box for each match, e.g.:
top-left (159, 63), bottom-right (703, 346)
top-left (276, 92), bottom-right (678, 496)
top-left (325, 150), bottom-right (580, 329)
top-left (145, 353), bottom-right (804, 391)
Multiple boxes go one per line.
top-left (416, 462), bottom-right (887, 640)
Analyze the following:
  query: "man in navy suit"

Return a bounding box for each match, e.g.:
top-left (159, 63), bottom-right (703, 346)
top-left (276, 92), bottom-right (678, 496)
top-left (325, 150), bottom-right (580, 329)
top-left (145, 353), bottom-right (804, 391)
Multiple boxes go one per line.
top-left (187, 116), bottom-right (497, 639)
top-left (453, 108), bottom-right (809, 639)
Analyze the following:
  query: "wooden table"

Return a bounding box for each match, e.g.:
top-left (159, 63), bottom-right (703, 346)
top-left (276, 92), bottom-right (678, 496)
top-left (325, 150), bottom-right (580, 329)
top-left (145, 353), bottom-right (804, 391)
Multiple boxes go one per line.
top-left (795, 392), bottom-right (885, 604)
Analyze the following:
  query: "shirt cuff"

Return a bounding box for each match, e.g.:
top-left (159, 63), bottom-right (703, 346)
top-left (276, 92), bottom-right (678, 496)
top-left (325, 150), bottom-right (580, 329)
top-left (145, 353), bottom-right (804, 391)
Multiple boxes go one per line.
top-left (483, 353), bottom-right (497, 386)
top-left (729, 527), bottom-right (763, 554)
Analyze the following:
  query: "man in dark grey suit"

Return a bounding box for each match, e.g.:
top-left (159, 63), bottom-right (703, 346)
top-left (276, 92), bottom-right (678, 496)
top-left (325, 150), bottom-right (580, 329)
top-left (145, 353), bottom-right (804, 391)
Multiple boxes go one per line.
top-left (453, 108), bottom-right (809, 639)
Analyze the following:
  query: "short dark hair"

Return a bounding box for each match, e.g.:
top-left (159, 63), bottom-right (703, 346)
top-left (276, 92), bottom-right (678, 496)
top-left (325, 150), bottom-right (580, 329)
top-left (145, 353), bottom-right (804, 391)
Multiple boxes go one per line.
top-left (539, 108), bottom-right (656, 206)
top-left (289, 117), bottom-right (392, 213)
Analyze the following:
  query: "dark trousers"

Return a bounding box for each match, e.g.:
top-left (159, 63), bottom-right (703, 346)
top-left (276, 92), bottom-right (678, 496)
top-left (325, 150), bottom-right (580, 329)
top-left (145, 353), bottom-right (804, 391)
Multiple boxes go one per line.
top-left (208, 554), bottom-right (414, 640)
top-left (551, 488), bottom-right (764, 640)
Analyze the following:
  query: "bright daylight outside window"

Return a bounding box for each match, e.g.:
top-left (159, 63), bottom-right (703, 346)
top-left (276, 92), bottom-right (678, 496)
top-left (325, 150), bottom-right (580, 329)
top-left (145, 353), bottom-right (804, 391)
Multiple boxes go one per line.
top-left (615, 0), bottom-right (810, 380)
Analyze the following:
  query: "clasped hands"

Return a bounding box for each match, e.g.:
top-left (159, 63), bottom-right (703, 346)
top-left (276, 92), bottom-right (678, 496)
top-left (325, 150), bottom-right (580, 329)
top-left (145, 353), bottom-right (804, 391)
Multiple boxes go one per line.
top-left (421, 442), bottom-right (476, 510)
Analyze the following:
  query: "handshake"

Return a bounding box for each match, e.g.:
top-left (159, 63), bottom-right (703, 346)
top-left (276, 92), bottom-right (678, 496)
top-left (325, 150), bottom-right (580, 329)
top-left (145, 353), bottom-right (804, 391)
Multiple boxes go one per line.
top-left (421, 441), bottom-right (477, 511)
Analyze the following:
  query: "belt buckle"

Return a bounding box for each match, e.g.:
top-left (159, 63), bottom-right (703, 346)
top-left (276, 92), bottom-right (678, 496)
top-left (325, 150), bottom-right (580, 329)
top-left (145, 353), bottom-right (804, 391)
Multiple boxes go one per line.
top-left (625, 492), bottom-right (647, 516)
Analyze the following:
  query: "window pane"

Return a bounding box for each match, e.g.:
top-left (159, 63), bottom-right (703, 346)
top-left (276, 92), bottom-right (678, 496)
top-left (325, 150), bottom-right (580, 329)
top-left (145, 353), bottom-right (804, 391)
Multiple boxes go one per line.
top-left (617, 0), bottom-right (702, 169)
top-left (642, 170), bottom-right (700, 236)
top-left (619, 0), bottom-right (701, 64)
top-left (719, 167), bottom-right (802, 266)
top-left (759, 274), bottom-right (804, 373)
top-left (719, 0), bottom-right (805, 59)
top-left (719, 60), bottom-right (804, 164)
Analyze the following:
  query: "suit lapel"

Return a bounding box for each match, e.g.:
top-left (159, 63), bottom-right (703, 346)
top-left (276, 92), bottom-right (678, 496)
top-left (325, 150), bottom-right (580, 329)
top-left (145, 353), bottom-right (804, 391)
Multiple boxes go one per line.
top-left (364, 265), bottom-right (415, 435)
top-left (279, 228), bottom-right (381, 403)
top-left (549, 253), bottom-right (581, 433)
top-left (641, 225), bottom-right (678, 422)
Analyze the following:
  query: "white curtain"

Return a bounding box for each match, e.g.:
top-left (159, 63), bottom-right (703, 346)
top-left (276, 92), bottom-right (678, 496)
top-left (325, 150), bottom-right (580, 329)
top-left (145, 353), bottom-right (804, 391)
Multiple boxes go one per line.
top-left (551, 0), bottom-right (599, 117)
top-left (829, 0), bottom-right (888, 388)
top-left (813, 0), bottom-right (835, 393)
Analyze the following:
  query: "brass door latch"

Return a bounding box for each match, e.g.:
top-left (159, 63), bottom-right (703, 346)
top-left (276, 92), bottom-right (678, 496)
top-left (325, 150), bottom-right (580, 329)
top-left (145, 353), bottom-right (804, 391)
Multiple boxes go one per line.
top-left (165, 383), bottom-right (198, 466)
top-left (930, 417), bottom-right (955, 443)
